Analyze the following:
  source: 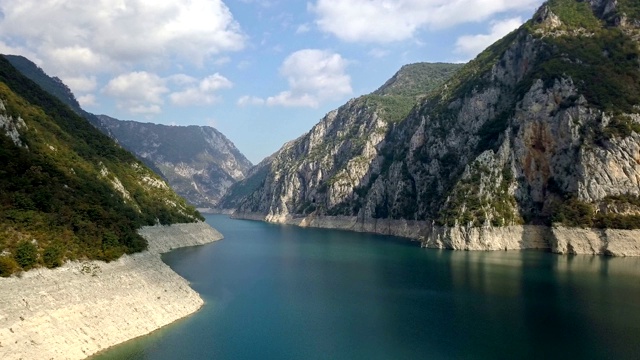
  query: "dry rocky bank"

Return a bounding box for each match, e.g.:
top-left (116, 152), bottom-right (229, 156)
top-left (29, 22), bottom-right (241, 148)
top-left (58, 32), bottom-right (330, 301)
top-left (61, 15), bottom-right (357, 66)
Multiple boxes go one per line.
top-left (234, 212), bottom-right (640, 256)
top-left (0, 222), bottom-right (222, 360)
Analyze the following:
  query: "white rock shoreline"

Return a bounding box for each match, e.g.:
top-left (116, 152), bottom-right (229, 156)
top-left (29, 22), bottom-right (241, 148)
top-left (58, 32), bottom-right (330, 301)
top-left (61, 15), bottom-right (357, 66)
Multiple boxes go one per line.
top-left (0, 221), bottom-right (222, 360)
top-left (233, 212), bottom-right (640, 256)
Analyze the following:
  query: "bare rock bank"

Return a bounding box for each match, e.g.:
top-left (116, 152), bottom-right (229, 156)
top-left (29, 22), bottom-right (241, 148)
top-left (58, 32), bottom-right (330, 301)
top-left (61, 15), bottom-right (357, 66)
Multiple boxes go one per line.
top-left (234, 212), bottom-right (640, 256)
top-left (0, 221), bottom-right (222, 360)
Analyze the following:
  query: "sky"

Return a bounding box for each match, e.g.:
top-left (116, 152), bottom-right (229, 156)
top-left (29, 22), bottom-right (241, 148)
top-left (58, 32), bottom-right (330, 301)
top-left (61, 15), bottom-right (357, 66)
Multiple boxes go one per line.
top-left (0, 0), bottom-right (545, 164)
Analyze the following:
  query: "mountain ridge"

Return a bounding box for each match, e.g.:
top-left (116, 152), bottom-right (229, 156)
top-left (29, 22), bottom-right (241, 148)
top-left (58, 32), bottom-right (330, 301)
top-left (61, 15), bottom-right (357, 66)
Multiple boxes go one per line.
top-left (96, 115), bottom-right (253, 208)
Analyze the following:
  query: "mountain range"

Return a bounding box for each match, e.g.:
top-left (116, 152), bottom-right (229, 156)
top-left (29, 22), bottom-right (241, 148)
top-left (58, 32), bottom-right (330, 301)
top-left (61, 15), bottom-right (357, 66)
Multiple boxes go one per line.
top-left (221, 0), bottom-right (640, 255)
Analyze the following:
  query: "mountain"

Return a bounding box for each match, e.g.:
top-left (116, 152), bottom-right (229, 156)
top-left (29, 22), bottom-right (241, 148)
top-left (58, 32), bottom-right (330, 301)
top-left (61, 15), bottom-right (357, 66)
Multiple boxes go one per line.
top-left (222, 0), bottom-right (640, 256)
top-left (5, 55), bottom-right (253, 209)
top-left (219, 62), bottom-right (463, 212)
top-left (95, 116), bottom-right (252, 208)
top-left (0, 56), bottom-right (202, 276)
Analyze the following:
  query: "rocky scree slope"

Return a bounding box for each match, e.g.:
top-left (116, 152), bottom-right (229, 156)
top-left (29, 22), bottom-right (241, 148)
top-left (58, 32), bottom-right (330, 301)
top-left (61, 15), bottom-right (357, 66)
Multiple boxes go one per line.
top-left (223, 0), bottom-right (640, 256)
top-left (0, 56), bottom-right (202, 276)
top-left (4, 55), bottom-right (253, 209)
top-left (96, 116), bottom-right (252, 208)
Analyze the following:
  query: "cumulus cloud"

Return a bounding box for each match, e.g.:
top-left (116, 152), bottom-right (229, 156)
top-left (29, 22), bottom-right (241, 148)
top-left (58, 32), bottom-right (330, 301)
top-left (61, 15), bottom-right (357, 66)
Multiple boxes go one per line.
top-left (77, 94), bottom-right (97, 107)
top-left (102, 72), bottom-right (233, 113)
top-left (264, 49), bottom-right (352, 108)
top-left (169, 73), bottom-right (233, 106)
top-left (296, 23), bottom-right (312, 34)
top-left (309, 0), bottom-right (539, 43)
top-left (103, 72), bottom-right (168, 115)
top-left (0, 0), bottom-right (245, 94)
top-left (237, 95), bottom-right (266, 106)
top-left (455, 17), bottom-right (524, 58)
top-left (64, 76), bottom-right (98, 93)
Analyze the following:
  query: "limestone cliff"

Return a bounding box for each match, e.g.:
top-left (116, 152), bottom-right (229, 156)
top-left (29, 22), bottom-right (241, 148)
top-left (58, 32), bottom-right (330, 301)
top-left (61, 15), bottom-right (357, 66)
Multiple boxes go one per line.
top-left (224, 0), bottom-right (640, 256)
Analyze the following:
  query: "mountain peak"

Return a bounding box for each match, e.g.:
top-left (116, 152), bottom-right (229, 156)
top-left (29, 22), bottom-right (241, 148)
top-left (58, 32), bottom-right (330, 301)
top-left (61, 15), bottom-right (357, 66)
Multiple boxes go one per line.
top-left (373, 62), bottom-right (463, 97)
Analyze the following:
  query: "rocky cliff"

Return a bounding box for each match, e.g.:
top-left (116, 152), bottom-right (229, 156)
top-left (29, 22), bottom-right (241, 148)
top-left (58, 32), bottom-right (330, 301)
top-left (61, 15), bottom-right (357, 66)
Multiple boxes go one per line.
top-left (97, 116), bottom-right (252, 208)
top-left (224, 0), bottom-right (640, 256)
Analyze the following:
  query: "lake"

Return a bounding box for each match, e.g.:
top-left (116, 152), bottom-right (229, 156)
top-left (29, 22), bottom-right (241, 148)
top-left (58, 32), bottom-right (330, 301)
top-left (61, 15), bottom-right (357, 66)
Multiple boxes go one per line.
top-left (92, 214), bottom-right (640, 359)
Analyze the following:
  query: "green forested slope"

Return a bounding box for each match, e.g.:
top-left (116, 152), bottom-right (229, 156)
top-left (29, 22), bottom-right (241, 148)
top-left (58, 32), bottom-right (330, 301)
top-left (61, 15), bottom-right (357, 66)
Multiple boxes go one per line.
top-left (0, 57), bottom-right (202, 275)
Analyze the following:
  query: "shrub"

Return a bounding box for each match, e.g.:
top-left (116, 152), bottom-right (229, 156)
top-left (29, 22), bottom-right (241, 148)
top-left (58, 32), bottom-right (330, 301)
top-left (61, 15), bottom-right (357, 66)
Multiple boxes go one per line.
top-left (0, 256), bottom-right (18, 277)
top-left (14, 240), bottom-right (38, 270)
top-left (43, 242), bottom-right (63, 268)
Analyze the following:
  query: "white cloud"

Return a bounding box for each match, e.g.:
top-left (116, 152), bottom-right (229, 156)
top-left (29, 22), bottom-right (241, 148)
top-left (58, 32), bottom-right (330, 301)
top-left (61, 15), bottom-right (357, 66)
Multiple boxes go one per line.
top-left (0, 41), bottom-right (42, 64)
top-left (200, 74), bottom-right (233, 92)
top-left (237, 60), bottom-right (251, 70)
top-left (455, 17), bottom-right (524, 58)
top-left (101, 71), bottom-right (233, 112)
top-left (103, 71), bottom-right (168, 115)
top-left (213, 56), bottom-right (232, 66)
top-left (77, 94), bottom-right (97, 107)
top-left (368, 48), bottom-right (390, 58)
top-left (265, 49), bottom-right (352, 108)
top-left (167, 74), bottom-right (198, 86)
top-left (237, 95), bottom-right (266, 106)
top-left (63, 76), bottom-right (97, 93)
top-left (0, 0), bottom-right (245, 93)
top-left (169, 73), bottom-right (233, 106)
top-left (309, 0), bottom-right (540, 43)
top-left (296, 23), bottom-right (311, 34)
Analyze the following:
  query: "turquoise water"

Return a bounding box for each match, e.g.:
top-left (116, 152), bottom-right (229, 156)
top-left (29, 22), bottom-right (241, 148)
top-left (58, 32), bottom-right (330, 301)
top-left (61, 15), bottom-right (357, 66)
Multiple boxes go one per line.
top-left (93, 215), bottom-right (640, 359)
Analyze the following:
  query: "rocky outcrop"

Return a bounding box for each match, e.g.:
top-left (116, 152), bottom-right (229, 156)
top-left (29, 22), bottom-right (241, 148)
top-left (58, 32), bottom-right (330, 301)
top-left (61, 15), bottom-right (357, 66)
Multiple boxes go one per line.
top-left (423, 225), bottom-right (551, 251)
top-left (0, 222), bottom-right (222, 360)
top-left (225, 1), bottom-right (640, 256)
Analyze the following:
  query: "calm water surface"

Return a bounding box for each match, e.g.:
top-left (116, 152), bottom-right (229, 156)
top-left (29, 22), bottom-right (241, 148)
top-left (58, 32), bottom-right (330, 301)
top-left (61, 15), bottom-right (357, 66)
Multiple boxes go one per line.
top-left (93, 215), bottom-right (640, 359)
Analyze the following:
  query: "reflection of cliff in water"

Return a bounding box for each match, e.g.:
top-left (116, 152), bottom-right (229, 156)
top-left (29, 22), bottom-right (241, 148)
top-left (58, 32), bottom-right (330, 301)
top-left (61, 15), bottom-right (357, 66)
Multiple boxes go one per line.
top-left (439, 250), bottom-right (640, 359)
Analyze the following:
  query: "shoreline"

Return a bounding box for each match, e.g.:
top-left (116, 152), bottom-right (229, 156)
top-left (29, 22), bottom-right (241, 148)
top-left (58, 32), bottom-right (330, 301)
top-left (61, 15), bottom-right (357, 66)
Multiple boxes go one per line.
top-left (0, 221), bottom-right (222, 360)
top-left (232, 212), bottom-right (640, 256)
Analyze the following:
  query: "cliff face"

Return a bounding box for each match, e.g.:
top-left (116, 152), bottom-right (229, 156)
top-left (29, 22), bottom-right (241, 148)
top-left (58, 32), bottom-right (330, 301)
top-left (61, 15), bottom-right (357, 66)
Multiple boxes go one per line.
top-left (97, 116), bottom-right (252, 208)
top-left (219, 63), bottom-right (463, 215)
top-left (224, 0), bottom-right (640, 255)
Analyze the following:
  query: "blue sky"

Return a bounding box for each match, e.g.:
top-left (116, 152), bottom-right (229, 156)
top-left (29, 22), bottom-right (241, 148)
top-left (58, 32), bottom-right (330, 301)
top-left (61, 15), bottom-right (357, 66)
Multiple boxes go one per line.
top-left (0, 0), bottom-right (544, 164)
